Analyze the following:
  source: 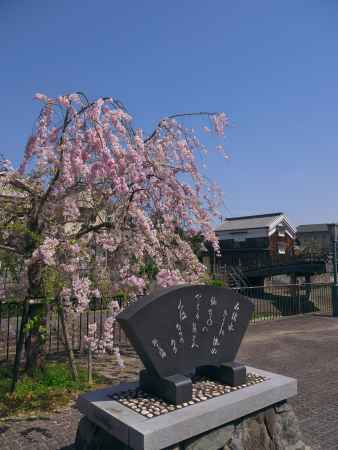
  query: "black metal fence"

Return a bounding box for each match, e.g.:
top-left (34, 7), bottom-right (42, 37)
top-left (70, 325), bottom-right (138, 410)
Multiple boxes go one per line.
top-left (0, 283), bottom-right (333, 361)
top-left (0, 296), bottom-right (130, 362)
top-left (233, 283), bottom-right (332, 323)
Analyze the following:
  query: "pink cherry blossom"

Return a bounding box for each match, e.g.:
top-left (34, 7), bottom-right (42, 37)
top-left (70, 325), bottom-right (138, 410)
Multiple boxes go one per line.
top-left (156, 269), bottom-right (185, 288)
top-left (0, 91), bottom-right (230, 367)
top-left (31, 237), bottom-right (59, 266)
top-left (34, 93), bottom-right (48, 102)
top-left (211, 112), bottom-right (229, 136)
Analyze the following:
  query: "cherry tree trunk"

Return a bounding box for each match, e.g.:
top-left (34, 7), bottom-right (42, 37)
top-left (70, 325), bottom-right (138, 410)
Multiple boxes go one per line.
top-left (11, 300), bottom-right (29, 392)
top-left (24, 261), bottom-right (49, 374)
top-left (24, 303), bottom-right (49, 374)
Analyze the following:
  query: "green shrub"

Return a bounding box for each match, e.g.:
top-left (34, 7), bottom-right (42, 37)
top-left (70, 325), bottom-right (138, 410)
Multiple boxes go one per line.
top-left (206, 278), bottom-right (225, 288)
top-left (0, 363), bottom-right (106, 418)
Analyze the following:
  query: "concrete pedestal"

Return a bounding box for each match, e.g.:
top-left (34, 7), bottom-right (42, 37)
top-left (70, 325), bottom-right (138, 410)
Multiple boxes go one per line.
top-left (75, 367), bottom-right (310, 450)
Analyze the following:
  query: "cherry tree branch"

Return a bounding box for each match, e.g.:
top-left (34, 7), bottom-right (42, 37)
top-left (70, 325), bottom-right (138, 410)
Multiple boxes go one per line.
top-left (35, 110), bottom-right (70, 222)
top-left (0, 244), bottom-right (24, 255)
top-left (144, 111), bottom-right (218, 143)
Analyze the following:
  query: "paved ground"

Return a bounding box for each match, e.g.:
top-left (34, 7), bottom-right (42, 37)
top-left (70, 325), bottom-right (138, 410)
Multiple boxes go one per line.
top-left (1, 314), bottom-right (338, 449)
top-left (238, 315), bottom-right (338, 450)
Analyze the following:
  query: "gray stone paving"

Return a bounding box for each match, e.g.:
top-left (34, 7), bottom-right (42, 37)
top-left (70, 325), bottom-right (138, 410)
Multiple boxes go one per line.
top-left (238, 315), bottom-right (338, 450)
top-left (0, 314), bottom-right (337, 449)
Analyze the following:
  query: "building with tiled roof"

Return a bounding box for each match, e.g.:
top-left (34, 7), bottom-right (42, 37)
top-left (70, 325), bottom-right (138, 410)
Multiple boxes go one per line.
top-left (214, 212), bottom-right (296, 269)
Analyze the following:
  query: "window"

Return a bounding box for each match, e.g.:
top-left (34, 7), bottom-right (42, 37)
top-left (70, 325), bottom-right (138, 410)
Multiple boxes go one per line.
top-left (230, 231), bottom-right (248, 242)
top-left (278, 242), bottom-right (286, 254)
top-left (278, 225), bottom-right (285, 237)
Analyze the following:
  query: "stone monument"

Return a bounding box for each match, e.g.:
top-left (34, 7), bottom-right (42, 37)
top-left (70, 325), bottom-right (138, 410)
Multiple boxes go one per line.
top-left (75, 285), bottom-right (311, 450)
top-left (118, 284), bottom-right (254, 404)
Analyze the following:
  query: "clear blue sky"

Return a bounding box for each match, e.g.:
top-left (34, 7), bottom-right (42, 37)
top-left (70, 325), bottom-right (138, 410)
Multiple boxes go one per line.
top-left (1, 1), bottom-right (338, 227)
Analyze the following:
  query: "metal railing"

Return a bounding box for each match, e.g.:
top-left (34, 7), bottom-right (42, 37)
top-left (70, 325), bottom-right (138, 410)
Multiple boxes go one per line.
top-left (214, 254), bottom-right (327, 274)
top-left (233, 282), bottom-right (332, 322)
top-left (0, 296), bottom-right (130, 361)
top-left (227, 265), bottom-right (250, 287)
top-left (0, 283), bottom-right (333, 361)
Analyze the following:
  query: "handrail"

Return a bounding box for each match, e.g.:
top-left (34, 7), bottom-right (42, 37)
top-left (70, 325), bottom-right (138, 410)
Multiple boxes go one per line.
top-left (239, 255), bottom-right (326, 273)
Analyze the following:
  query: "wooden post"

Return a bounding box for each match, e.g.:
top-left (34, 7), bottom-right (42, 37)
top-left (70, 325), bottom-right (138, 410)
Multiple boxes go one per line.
top-left (88, 346), bottom-right (93, 385)
top-left (59, 304), bottom-right (78, 381)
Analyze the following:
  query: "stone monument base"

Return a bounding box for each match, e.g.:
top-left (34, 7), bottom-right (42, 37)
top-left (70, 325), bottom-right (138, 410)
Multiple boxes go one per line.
top-left (75, 367), bottom-right (311, 450)
top-left (76, 401), bottom-right (311, 450)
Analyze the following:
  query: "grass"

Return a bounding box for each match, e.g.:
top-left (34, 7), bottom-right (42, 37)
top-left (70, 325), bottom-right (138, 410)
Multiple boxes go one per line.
top-left (0, 362), bottom-right (107, 418)
top-left (251, 311), bottom-right (276, 322)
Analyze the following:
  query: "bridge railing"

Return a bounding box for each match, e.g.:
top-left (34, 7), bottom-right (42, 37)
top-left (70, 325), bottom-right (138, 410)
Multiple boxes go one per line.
top-left (240, 255), bottom-right (326, 273)
top-left (214, 255), bottom-right (327, 275)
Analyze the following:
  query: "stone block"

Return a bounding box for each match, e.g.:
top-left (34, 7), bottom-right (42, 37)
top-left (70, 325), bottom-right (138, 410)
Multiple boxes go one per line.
top-left (76, 402), bottom-right (312, 450)
top-left (182, 424), bottom-right (234, 450)
top-left (76, 367), bottom-right (299, 450)
top-left (75, 417), bottom-right (129, 450)
top-left (275, 401), bottom-right (290, 413)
